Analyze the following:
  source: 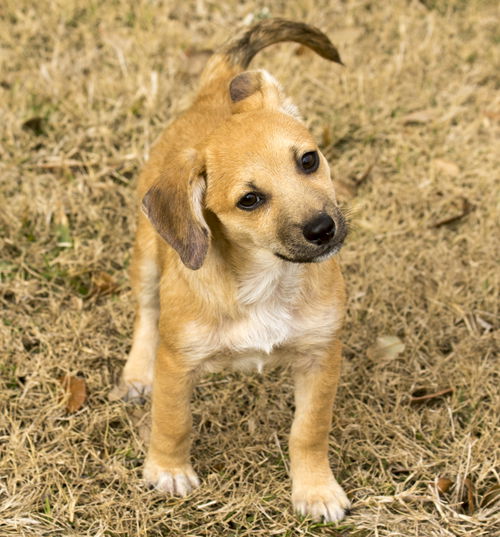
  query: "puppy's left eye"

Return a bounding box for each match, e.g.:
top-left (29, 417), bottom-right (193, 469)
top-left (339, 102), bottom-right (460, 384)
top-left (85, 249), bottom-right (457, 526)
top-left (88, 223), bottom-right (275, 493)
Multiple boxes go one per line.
top-left (237, 192), bottom-right (265, 211)
top-left (299, 151), bottom-right (319, 174)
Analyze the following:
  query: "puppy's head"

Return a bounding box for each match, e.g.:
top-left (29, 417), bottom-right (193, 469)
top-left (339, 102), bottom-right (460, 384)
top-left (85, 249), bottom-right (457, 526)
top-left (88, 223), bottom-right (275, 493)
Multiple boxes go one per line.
top-left (143, 70), bottom-right (347, 269)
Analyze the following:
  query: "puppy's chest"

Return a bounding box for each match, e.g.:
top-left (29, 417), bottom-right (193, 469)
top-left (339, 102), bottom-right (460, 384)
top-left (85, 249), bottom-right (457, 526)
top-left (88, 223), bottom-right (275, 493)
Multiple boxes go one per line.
top-left (183, 299), bottom-right (299, 367)
top-left (181, 271), bottom-right (341, 370)
top-left (221, 297), bottom-right (297, 355)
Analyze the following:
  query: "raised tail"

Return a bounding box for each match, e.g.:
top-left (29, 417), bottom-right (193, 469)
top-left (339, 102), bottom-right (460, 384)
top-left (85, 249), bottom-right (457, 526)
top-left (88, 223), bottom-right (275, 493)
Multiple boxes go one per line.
top-left (222, 18), bottom-right (343, 69)
top-left (198, 18), bottom-right (342, 91)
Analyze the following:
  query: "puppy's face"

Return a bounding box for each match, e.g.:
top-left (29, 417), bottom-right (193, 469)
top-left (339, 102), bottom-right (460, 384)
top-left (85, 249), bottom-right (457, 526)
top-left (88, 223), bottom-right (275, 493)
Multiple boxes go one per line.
top-left (204, 109), bottom-right (347, 263)
top-left (141, 69), bottom-right (347, 270)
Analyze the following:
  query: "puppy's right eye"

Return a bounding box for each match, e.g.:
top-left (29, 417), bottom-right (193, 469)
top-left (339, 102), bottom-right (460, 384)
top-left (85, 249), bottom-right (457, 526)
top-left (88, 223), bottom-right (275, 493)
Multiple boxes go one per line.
top-left (237, 192), bottom-right (265, 211)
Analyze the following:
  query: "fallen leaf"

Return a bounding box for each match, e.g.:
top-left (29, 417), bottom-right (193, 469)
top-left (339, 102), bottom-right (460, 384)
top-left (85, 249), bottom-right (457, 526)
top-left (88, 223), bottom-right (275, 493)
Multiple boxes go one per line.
top-left (367, 335), bottom-right (405, 360)
top-left (436, 477), bottom-right (453, 494)
top-left (433, 159), bottom-right (460, 177)
top-left (90, 271), bottom-right (119, 297)
top-left (463, 477), bottom-right (475, 515)
top-left (410, 387), bottom-right (454, 403)
top-left (59, 375), bottom-right (87, 412)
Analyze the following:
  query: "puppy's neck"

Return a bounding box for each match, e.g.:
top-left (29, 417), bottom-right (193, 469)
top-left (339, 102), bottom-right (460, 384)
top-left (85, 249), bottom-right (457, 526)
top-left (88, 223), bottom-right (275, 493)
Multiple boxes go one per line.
top-left (230, 247), bottom-right (304, 307)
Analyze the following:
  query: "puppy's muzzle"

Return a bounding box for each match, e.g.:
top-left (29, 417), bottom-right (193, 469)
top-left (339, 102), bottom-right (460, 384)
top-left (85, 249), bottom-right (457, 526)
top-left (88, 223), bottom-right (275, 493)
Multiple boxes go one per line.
top-left (303, 213), bottom-right (335, 245)
top-left (276, 208), bottom-right (347, 263)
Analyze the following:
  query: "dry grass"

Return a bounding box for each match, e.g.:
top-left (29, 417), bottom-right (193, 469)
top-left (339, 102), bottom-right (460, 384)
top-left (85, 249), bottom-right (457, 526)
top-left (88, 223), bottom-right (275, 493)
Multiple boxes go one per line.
top-left (1, 1), bottom-right (499, 535)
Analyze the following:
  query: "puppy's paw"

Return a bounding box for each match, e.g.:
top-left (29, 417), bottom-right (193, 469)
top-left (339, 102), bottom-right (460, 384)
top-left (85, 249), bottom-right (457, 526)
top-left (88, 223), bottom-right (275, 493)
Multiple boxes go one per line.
top-left (144, 459), bottom-right (200, 497)
top-left (292, 477), bottom-right (350, 523)
top-left (109, 379), bottom-right (152, 402)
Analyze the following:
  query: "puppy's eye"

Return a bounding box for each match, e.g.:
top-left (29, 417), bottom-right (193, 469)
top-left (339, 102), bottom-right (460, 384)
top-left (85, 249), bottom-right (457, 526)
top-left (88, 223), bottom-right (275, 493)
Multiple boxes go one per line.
top-left (237, 192), bottom-right (265, 211)
top-left (299, 151), bottom-right (319, 174)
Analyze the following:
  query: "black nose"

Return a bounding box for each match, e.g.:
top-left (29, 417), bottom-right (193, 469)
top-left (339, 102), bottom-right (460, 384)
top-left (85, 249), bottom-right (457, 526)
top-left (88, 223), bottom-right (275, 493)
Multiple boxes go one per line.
top-left (303, 213), bottom-right (335, 245)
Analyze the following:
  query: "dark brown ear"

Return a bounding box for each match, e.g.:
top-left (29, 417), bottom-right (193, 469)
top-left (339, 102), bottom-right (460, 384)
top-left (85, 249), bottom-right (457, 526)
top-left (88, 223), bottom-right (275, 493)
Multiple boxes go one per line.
top-left (229, 70), bottom-right (283, 113)
top-left (142, 158), bottom-right (209, 270)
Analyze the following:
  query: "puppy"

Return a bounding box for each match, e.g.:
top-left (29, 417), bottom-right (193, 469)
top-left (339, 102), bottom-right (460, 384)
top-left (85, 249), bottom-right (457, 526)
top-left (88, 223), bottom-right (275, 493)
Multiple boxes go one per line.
top-left (116, 18), bottom-right (350, 522)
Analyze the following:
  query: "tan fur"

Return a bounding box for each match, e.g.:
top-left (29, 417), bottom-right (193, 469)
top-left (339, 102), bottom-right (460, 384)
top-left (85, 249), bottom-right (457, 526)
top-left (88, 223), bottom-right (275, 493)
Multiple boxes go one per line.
top-left (115, 19), bottom-right (350, 522)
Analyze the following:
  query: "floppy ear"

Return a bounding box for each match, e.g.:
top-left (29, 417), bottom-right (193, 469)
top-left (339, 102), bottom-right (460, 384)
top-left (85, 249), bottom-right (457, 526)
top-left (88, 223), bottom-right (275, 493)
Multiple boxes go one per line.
top-left (141, 155), bottom-right (210, 270)
top-left (229, 70), bottom-right (284, 113)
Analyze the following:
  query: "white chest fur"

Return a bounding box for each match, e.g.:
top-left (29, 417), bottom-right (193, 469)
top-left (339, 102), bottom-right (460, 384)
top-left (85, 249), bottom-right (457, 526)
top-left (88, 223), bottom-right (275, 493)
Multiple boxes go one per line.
top-left (181, 255), bottom-right (341, 371)
top-left (230, 256), bottom-right (300, 354)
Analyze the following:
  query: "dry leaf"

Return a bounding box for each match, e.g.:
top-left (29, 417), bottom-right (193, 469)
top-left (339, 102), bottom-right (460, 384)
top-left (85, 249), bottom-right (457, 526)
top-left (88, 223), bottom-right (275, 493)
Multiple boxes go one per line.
top-left (463, 478), bottom-right (475, 515)
top-left (433, 159), bottom-right (460, 177)
top-left (90, 271), bottom-right (119, 297)
top-left (59, 375), bottom-right (87, 412)
top-left (367, 335), bottom-right (405, 360)
top-left (436, 477), bottom-right (453, 494)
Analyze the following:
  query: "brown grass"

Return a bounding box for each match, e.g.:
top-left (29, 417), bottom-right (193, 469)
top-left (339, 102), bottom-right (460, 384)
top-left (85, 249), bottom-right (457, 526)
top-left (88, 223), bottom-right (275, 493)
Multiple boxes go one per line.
top-left (1, 1), bottom-right (499, 535)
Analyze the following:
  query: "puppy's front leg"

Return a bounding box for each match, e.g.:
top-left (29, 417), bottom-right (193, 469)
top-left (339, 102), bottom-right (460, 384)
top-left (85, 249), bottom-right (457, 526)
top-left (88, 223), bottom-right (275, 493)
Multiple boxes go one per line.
top-left (143, 341), bottom-right (200, 496)
top-left (290, 339), bottom-right (350, 522)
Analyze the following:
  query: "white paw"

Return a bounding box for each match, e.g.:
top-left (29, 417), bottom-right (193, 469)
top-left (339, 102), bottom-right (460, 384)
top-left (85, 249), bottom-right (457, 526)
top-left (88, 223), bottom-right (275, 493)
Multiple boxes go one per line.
top-left (109, 380), bottom-right (152, 402)
top-left (293, 478), bottom-right (351, 523)
top-left (144, 460), bottom-right (200, 497)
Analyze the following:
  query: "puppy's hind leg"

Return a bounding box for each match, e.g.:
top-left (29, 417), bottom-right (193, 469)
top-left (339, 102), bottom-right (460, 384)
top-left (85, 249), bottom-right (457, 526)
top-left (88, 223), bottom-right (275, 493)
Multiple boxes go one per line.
top-left (111, 227), bottom-right (160, 401)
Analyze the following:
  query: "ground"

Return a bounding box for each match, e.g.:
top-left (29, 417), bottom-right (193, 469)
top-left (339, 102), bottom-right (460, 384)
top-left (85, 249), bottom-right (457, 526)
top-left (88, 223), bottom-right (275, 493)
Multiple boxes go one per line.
top-left (0, 1), bottom-right (499, 536)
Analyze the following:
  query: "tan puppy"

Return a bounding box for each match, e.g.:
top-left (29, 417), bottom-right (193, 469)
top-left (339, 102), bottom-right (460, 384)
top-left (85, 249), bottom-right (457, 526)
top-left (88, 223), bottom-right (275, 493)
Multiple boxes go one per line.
top-left (116, 19), bottom-right (350, 522)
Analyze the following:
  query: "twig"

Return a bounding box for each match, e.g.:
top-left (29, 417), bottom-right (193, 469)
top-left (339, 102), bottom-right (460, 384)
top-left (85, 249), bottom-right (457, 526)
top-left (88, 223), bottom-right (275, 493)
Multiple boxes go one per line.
top-left (410, 387), bottom-right (454, 403)
top-left (431, 197), bottom-right (474, 228)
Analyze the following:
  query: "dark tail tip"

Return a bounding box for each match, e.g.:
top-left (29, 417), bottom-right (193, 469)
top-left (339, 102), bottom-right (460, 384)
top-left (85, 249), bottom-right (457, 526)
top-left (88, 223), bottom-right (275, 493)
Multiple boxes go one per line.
top-left (223, 18), bottom-right (343, 69)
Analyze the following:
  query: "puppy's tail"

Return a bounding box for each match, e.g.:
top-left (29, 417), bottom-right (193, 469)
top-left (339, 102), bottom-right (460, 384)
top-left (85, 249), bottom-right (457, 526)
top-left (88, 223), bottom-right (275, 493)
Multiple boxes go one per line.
top-left (222, 18), bottom-right (343, 69)
top-left (199, 18), bottom-right (342, 88)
